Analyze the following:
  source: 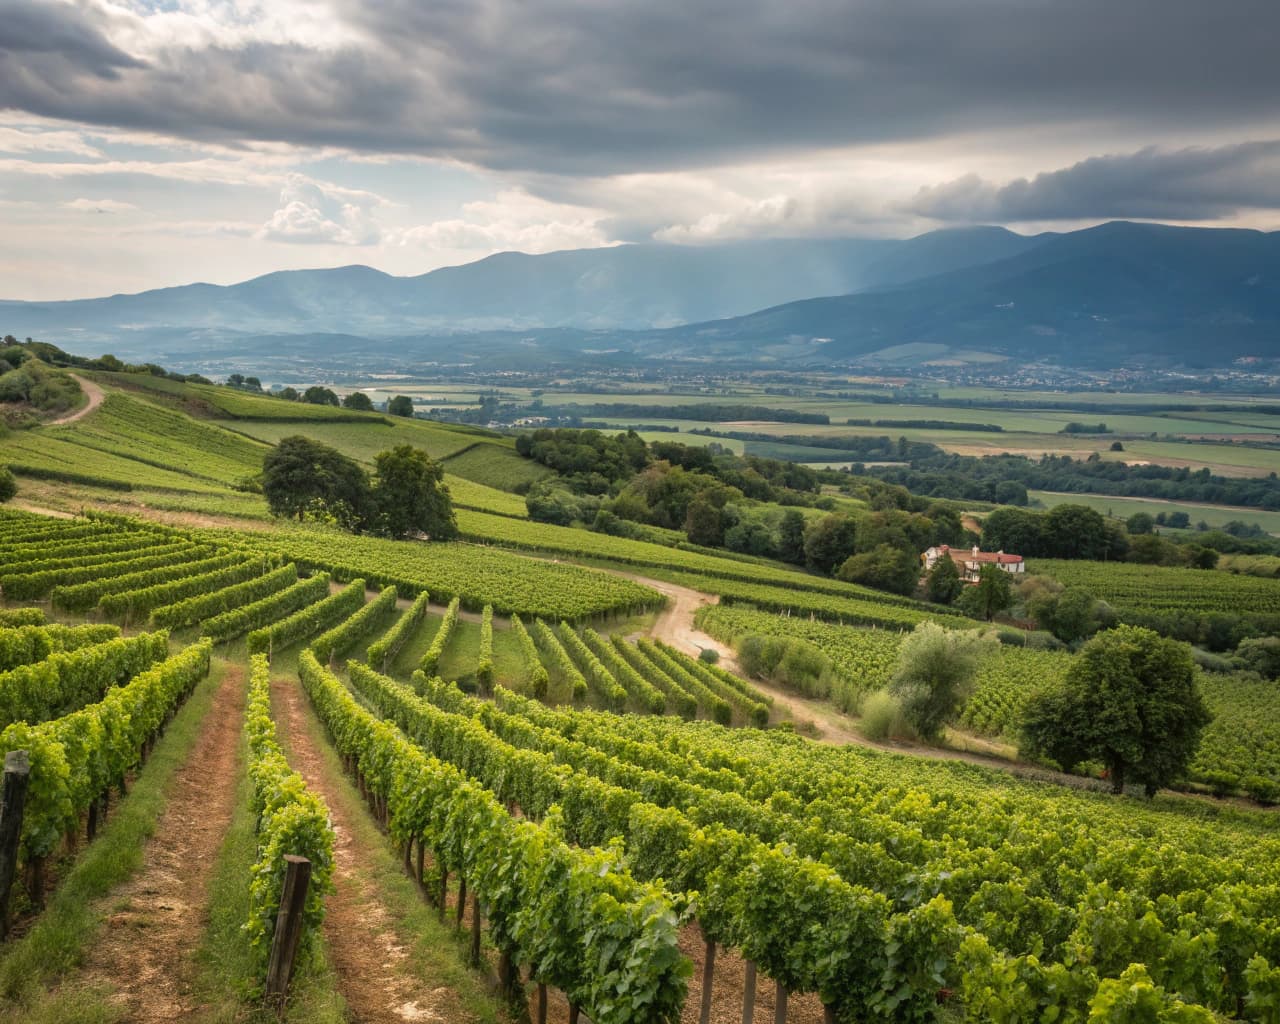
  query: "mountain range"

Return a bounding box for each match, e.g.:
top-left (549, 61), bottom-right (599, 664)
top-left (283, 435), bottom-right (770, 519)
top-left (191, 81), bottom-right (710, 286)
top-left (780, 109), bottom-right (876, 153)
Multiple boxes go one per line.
top-left (3, 222), bottom-right (1277, 373)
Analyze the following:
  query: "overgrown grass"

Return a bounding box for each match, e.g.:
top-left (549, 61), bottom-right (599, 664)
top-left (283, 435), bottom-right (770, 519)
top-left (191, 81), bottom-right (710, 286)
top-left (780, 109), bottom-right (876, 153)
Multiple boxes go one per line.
top-left (275, 670), bottom-right (507, 1024)
top-left (0, 660), bottom-right (227, 1017)
top-left (189, 724), bottom-right (346, 1024)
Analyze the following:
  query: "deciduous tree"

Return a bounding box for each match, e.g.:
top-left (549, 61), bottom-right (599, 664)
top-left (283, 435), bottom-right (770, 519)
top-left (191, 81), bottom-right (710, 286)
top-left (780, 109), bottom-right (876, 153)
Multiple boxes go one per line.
top-left (1020, 625), bottom-right (1211, 796)
top-left (925, 555), bottom-right (963, 605)
top-left (262, 435), bottom-right (370, 527)
top-left (957, 563), bottom-right (1012, 621)
top-left (369, 445), bottom-right (457, 540)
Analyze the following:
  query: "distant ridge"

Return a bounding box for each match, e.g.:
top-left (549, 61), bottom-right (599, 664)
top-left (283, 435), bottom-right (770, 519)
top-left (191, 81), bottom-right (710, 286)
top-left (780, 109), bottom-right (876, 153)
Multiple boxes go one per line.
top-left (0, 227), bottom-right (1037, 346)
top-left (3, 222), bottom-right (1277, 371)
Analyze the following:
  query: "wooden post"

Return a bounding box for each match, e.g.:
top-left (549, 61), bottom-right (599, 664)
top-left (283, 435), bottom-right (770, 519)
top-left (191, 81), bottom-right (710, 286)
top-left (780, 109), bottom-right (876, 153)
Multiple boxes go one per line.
top-left (415, 840), bottom-right (426, 894)
top-left (773, 980), bottom-right (788, 1024)
top-left (498, 949), bottom-right (518, 1003)
top-left (456, 876), bottom-right (467, 928)
top-left (536, 982), bottom-right (548, 1024)
top-left (822, 1006), bottom-right (837, 1024)
top-left (87, 798), bottom-right (99, 842)
top-left (699, 936), bottom-right (716, 1024)
top-left (469, 892), bottom-right (481, 965)
top-left (742, 960), bottom-right (757, 1024)
top-left (568, 1006), bottom-right (580, 1024)
top-left (265, 856), bottom-right (312, 998)
top-left (0, 751), bottom-right (31, 940)
top-left (437, 867), bottom-right (448, 918)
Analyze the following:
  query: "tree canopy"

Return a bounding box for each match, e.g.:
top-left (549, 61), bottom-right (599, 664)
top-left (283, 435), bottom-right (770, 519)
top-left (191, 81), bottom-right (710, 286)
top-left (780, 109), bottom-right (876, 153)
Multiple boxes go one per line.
top-left (262, 435), bottom-right (369, 527)
top-left (368, 445), bottom-right (457, 540)
top-left (261, 437), bottom-right (454, 540)
top-left (387, 395), bottom-right (415, 417)
top-left (1020, 625), bottom-right (1211, 796)
top-left (888, 622), bottom-right (996, 742)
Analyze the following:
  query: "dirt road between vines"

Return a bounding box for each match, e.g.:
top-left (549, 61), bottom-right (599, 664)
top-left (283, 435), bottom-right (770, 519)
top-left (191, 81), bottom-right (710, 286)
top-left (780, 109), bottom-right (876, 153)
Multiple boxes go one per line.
top-left (49, 374), bottom-right (105, 425)
top-left (271, 673), bottom-right (474, 1023)
top-left (78, 664), bottom-right (246, 1023)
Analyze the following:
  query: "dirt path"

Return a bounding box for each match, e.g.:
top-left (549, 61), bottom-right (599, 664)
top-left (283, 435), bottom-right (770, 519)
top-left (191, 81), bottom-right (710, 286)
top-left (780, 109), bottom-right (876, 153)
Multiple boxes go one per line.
top-left (270, 673), bottom-right (468, 1023)
top-left (49, 374), bottom-right (105, 426)
top-left (593, 568), bottom-right (739, 666)
top-left (603, 568), bottom-right (1138, 791)
top-left (11, 501), bottom-right (75, 519)
top-left (78, 664), bottom-right (246, 1023)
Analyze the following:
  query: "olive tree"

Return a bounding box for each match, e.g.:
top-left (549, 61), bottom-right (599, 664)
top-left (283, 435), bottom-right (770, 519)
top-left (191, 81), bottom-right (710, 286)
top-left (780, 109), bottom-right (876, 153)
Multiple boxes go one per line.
top-left (888, 622), bottom-right (996, 742)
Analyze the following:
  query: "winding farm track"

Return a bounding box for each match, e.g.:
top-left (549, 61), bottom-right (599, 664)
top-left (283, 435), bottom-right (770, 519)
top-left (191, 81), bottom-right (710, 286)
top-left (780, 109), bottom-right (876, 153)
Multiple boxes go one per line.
top-left (49, 374), bottom-right (105, 426)
top-left (78, 664), bottom-right (246, 1023)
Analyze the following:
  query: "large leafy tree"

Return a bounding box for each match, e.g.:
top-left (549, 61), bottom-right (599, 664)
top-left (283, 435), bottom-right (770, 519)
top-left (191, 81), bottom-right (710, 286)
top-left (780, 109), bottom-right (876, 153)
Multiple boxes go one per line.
top-left (302, 385), bottom-right (339, 406)
top-left (1020, 625), bottom-right (1211, 796)
top-left (777, 509), bottom-right (807, 565)
top-left (957, 563), bottom-right (1012, 621)
top-left (837, 543), bottom-right (919, 595)
top-left (803, 513), bottom-right (858, 574)
top-left (262, 435), bottom-right (370, 527)
top-left (924, 556), bottom-right (963, 605)
top-left (369, 445), bottom-right (457, 540)
top-left (342, 391), bottom-right (374, 411)
top-left (387, 395), bottom-right (415, 417)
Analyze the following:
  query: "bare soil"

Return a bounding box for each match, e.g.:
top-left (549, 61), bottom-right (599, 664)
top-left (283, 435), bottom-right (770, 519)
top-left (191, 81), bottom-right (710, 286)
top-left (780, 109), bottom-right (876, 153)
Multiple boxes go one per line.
top-left (78, 664), bottom-right (246, 1023)
top-left (270, 673), bottom-right (477, 1023)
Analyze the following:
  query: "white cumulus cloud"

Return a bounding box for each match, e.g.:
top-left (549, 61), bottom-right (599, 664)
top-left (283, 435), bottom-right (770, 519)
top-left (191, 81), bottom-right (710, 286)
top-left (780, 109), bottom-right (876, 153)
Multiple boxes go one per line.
top-left (258, 173), bottom-right (382, 245)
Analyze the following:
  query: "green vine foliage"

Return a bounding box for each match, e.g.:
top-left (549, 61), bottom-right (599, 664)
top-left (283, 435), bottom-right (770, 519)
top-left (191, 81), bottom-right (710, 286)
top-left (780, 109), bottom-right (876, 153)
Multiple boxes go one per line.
top-left (247, 578), bottom-right (365, 657)
top-left (151, 561), bottom-right (299, 629)
top-left (243, 654), bottom-right (335, 976)
top-left (299, 650), bottom-right (690, 1024)
top-left (200, 572), bottom-right (330, 642)
top-left (0, 622), bottom-right (119, 673)
top-left (367, 590), bottom-right (429, 671)
top-left (0, 631), bottom-right (169, 730)
top-left (509, 614), bottom-right (549, 698)
top-left (311, 584), bottom-right (397, 664)
top-left (0, 638), bottom-right (212, 858)
top-left (476, 605), bottom-right (495, 693)
top-left (419, 596), bottom-right (460, 676)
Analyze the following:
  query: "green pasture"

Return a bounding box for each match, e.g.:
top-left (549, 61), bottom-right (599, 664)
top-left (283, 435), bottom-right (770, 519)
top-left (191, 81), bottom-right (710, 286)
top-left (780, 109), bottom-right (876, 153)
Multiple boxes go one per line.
top-left (1028, 490), bottom-right (1280, 535)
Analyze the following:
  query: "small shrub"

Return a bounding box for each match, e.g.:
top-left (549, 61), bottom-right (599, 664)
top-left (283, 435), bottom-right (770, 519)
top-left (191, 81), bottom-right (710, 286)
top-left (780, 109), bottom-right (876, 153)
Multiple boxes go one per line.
top-left (698, 647), bottom-right (720, 664)
top-left (861, 690), bottom-right (910, 741)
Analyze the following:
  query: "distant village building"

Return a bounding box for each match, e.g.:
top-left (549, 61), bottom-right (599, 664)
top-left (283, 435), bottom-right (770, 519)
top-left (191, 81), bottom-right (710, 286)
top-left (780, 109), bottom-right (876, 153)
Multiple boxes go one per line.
top-left (922, 544), bottom-right (1025, 584)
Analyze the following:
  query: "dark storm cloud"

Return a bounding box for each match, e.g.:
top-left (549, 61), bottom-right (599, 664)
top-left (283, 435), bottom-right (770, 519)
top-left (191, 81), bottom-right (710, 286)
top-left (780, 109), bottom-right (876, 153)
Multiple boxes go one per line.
top-left (908, 141), bottom-right (1280, 222)
top-left (0, 0), bottom-right (143, 87)
top-left (3, 0), bottom-right (1280, 177)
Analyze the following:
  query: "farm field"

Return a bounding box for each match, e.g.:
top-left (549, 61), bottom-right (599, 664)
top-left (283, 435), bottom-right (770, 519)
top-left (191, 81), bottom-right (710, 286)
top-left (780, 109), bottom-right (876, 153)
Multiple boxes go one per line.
top-left (3, 373), bottom-right (1280, 1024)
top-left (1028, 490), bottom-right (1280, 535)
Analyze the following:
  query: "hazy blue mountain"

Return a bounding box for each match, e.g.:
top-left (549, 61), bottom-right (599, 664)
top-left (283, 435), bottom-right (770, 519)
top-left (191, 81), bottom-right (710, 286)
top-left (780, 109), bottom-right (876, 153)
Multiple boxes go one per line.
top-left (0, 227), bottom-right (1038, 357)
top-left (5, 222), bottom-right (1274, 372)
top-left (633, 222), bottom-right (1280, 369)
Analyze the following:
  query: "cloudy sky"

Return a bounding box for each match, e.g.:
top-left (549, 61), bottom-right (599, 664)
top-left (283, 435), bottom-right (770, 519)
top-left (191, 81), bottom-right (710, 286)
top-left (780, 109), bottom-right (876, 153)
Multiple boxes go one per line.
top-left (2, 0), bottom-right (1279, 300)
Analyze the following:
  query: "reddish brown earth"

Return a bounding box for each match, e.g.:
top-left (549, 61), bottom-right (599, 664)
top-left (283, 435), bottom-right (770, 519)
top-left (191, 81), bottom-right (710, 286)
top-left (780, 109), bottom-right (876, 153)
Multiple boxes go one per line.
top-left (270, 673), bottom-right (477, 1023)
top-left (78, 664), bottom-right (246, 1023)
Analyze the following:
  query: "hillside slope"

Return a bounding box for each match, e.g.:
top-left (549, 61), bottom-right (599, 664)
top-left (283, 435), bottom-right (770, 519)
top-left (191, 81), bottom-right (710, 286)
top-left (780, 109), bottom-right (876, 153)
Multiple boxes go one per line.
top-left (640, 222), bottom-right (1280, 368)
